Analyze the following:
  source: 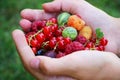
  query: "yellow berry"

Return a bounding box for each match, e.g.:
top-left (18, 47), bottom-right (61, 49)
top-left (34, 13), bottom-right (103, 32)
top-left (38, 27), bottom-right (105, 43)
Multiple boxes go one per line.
top-left (79, 26), bottom-right (92, 40)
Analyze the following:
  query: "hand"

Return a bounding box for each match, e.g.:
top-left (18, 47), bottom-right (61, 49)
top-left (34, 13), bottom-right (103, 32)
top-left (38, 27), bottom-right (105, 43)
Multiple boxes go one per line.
top-left (20, 0), bottom-right (120, 54)
top-left (12, 31), bottom-right (120, 79)
top-left (12, 0), bottom-right (120, 80)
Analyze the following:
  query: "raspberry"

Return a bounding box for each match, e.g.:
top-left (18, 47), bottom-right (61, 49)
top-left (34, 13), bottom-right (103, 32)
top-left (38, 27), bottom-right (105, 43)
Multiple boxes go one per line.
top-left (56, 51), bottom-right (66, 58)
top-left (65, 41), bottom-right (84, 54)
top-left (75, 35), bottom-right (87, 44)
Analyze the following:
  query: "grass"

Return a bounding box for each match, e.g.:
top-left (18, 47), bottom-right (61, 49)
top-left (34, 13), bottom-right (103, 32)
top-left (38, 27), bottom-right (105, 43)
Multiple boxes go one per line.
top-left (0, 0), bottom-right (120, 80)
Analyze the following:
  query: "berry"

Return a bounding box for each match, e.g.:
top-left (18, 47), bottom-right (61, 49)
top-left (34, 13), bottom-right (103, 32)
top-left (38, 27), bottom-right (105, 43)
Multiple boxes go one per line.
top-left (56, 52), bottom-right (66, 58)
top-left (49, 17), bottom-right (57, 24)
top-left (49, 37), bottom-right (57, 48)
top-left (44, 44), bottom-right (51, 50)
top-left (36, 33), bottom-right (45, 43)
top-left (32, 47), bottom-right (37, 54)
top-left (36, 49), bottom-right (46, 56)
top-left (44, 50), bottom-right (56, 58)
top-left (62, 27), bottom-right (77, 40)
top-left (31, 21), bottom-right (38, 32)
top-left (31, 20), bottom-right (45, 31)
top-left (100, 37), bottom-right (108, 46)
top-left (86, 42), bottom-right (94, 48)
top-left (25, 32), bottom-right (35, 38)
top-left (90, 38), bottom-right (96, 43)
top-left (24, 16), bottom-right (108, 58)
top-left (65, 41), bottom-right (84, 54)
top-left (41, 20), bottom-right (47, 27)
top-left (75, 35), bottom-right (87, 44)
top-left (30, 38), bottom-right (39, 47)
top-left (96, 45), bottom-right (105, 51)
top-left (55, 29), bottom-right (62, 37)
top-left (64, 37), bottom-right (71, 45)
top-left (53, 24), bottom-right (58, 30)
top-left (57, 40), bottom-right (65, 50)
top-left (43, 26), bottom-right (50, 36)
top-left (51, 26), bottom-right (57, 33)
top-left (56, 36), bottom-right (63, 41)
top-left (47, 32), bottom-right (53, 40)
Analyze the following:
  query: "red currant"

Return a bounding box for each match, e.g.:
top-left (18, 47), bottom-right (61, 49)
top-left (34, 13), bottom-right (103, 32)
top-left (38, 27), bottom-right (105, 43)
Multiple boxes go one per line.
top-left (30, 38), bottom-right (39, 47)
top-left (64, 37), bottom-right (71, 45)
top-left (36, 33), bottom-right (45, 43)
top-left (90, 38), bottom-right (96, 43)
top-left (43, 26), bottom-right (50, 36)
top-left (49, 17), bottom-right (57, 24)
top-left (51, 26), bottom-right (56, 33)
top-left (56, 36), bottom-right (63, 41)
top-left (100, 37), bottom-right (108, 46)
top-left (86, 42), bottom-right (94, 48)
top-left (32, 47), bottom-right (37, 54)
top-left (97, 45), bottom-right (105, 51)
top-left (57, 40), bottom-right (65, 50)
top-left (48, 37), bottom-right (57, 48)
top-left (47, 32), bottom-right (53, 40)
top-left (49, 39), bottom-right (57, 49)
top-left (55, 29), bottom-right (62, 37)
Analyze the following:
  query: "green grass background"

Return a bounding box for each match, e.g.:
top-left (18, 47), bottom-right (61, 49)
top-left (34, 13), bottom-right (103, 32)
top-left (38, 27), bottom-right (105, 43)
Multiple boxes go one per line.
top-left (0, 0), bottom-right (120, 80)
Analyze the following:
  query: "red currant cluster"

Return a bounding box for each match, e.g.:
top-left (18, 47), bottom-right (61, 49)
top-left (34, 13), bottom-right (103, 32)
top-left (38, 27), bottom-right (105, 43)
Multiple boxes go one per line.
top-left (25, 18), bottom-right (72, 58)
top-left (85, 37), bottom-right (108, 51)
top-left (25, 17), bottom-right (108, 58)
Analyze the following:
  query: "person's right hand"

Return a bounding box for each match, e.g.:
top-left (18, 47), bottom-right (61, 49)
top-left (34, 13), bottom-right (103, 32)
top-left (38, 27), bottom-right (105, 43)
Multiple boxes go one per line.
top-left (42, 0), bottom-right (120, 55)
top-left (21, 0), bottom-right (120, 55)
top-left (13, 0), bottom-right (120, 80)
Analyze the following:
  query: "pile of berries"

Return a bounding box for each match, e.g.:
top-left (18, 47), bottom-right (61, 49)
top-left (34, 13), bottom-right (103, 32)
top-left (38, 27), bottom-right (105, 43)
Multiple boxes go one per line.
top-left (25, 12), bottom-right (108, 58)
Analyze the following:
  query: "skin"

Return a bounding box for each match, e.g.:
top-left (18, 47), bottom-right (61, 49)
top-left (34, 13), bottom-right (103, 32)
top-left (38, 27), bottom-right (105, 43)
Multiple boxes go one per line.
top-left (12, 0), bottom-right (120, 80)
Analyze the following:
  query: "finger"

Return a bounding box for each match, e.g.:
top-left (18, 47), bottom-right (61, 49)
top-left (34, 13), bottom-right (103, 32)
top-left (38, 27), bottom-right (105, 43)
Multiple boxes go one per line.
top-left (19, 19), bottom-right (32, 32)
top-left (12, 30), bottom-right (46, 79)
top-left (21, 9), bottom-right (58, 21)
top-left (34, 55), bottom-right (74, 76)
top-left (43, 0), bottom-right (79, 14)
top-left (12, 29), bottom-right (35, 67)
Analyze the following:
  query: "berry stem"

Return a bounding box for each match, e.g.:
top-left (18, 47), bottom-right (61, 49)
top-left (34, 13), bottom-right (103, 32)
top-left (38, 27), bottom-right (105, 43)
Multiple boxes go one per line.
top-left (28, 29), bottom-right (43, 46)
top-left (42, 41), bottom-right (49, 48)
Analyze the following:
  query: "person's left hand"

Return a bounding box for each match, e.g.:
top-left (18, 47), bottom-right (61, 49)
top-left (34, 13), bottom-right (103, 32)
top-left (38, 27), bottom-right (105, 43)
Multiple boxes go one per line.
top-left (12, 30), bottom-right (120, 79)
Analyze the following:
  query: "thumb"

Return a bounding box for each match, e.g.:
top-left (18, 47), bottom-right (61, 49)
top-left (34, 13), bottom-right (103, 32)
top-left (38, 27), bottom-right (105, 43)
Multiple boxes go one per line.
top-left (42, 0), bottom-right (79, 14)
top-left (30, 56), bottom-right (69, 76)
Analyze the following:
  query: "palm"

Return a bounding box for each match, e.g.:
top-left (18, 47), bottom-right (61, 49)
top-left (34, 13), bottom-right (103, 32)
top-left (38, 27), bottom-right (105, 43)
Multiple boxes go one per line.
top-left (44, 0), bottom-right (118, 53)
top-left (13, 0), bottom-right (118, 80)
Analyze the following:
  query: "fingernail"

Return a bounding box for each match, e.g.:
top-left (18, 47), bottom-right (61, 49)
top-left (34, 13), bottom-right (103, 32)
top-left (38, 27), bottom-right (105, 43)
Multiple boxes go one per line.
top-left (30, 58), bottom-right (40, 69)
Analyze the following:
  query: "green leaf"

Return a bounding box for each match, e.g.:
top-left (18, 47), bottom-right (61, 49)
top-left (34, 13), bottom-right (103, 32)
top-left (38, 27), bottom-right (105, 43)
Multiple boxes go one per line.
top-left (96, 28), bottom-right (104, 39)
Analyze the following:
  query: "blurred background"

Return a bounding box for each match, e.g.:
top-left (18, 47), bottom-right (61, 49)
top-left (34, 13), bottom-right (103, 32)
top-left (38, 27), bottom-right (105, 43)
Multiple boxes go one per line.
top-left (0, 0), bottom-right (120, 80)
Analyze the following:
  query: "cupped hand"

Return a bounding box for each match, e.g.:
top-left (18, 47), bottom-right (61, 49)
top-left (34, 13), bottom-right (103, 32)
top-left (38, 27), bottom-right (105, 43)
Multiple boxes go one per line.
top-left (12, 0), bottom-right (120, 80)
top-left (12, 31), bottom-right (120, 79)
top-left (20, 0), bottom-right (119, 54)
